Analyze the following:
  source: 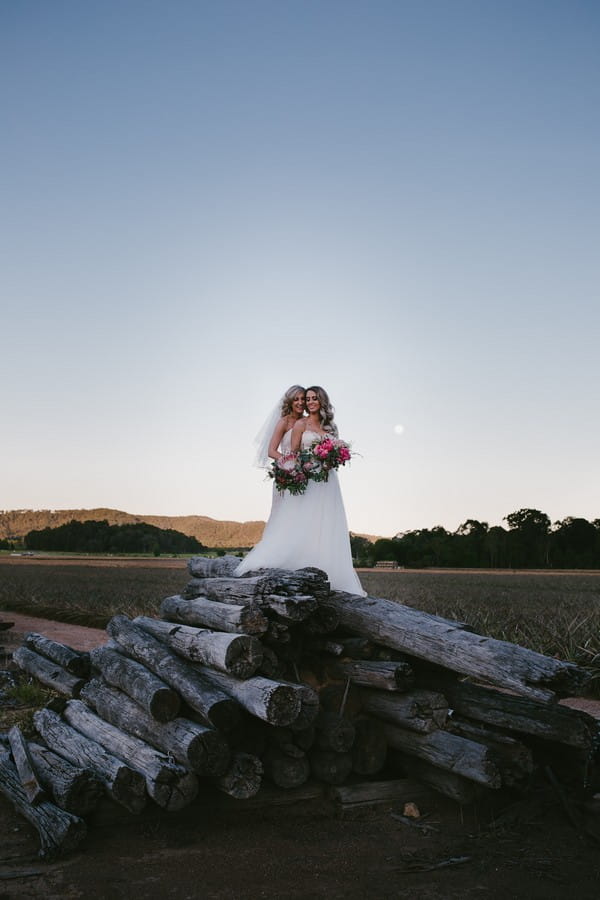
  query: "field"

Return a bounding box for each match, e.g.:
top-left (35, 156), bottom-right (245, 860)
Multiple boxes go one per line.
top-left (1, 558), bottom-right (600, 898)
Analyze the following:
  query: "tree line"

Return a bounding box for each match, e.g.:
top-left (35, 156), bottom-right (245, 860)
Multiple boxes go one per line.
top-left (23, 519), bottom-right (204, 556)
top-left (351, 509), bottom-right (600, 569)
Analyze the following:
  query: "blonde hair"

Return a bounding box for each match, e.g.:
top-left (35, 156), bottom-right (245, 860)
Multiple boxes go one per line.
top-left (280, 385), bottom-right (305, 417)
top-left (306, 385), bottom-right (338, 436)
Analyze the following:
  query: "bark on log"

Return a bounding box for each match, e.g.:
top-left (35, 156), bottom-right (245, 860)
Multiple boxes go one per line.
top-left (263, 747), bottom-right (310, 789)
top-left (192, 567), bottom-right (330, 605)
top-left (33, 708), bottom-right (146, 814)
top-left (281, 681), bottom-right (320, 731)
top-left (448, 716), bottom-right (534, 786)
top-left (62, 700), bottom-right (198, 811)
top-left (328, 778), bottom-right (438, 810)
top-left (392, 753), bottom-right (482, 804)
top-left (13, 647), bottom-right (85, 698)
top-left (323, 592), bottom-right (589, 701)
top-left (132, 615), bottom-right (263, 679)
top-left (27, 741), bottom-right (104, 816)
top-left (23, 633), bottom-right (90, 677)
top-left (0, 750), bottom-right (86, 860)
top-left (427, 677), bottom-right (599, 749)
top-left (188, 556), bottom-right (242, 578)
top-left (350, 717), bottom-right (388, 776)
top-left (160, 593), bottom-right (268, 635)
top-left (308, 750), bottom-right (353, 785)
top-left (327, 660), bottom-right (415, 692)
top-left (197, 667), bottom-right (301, 727)
top-left (314, 711), bottom-right (356, 753)
top-left (216, 752), bottom-right (263, 799)
top-left (81, 678), bottom-right (230, 776)
top-left (301, 605), bottom-right (340, 634)
top-left (382, 722), bottom-right (501, 788)
top-left (106, 616), bottom-right (241, 732)
top-left (360, 689), bottom-right (448, 734)
top-left (8, 725), bottom-right (46, 804)
top-left (261, 594), bottom-right (317, 622)
top-left (89, 645), bottom-right (181, 722)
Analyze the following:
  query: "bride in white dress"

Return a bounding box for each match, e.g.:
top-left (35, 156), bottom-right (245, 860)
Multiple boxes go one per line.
top-left (236, 385), bottom-right (365, 596)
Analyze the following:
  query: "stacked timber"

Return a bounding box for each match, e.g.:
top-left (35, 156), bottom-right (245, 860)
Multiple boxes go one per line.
top-left (2, 555), bottom-right (599, 858)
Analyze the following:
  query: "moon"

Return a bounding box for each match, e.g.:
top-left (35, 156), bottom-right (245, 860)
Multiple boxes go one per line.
top-left (393, 424), bottom-right (405, 436)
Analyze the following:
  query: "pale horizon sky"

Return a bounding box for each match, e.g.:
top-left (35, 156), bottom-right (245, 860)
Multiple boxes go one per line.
top-left (2, 1), bottom-right (599, 538)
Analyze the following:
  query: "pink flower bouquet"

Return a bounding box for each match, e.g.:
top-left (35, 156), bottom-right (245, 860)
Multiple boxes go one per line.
top-left (268, 453), bottom-right (309, 495)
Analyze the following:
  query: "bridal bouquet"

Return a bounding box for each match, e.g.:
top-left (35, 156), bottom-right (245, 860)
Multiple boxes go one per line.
top-left (268, 453), bottom-right (309, 495)
top-left (301, 437), bottom-right (352, 483)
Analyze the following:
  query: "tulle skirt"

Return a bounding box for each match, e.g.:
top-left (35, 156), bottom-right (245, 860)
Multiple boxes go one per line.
top-left (235, 472), bottom-right (366, 596)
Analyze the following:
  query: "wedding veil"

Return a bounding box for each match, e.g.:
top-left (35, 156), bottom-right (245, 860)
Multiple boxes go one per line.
top-left (253, 401), bottom-right (283, 468)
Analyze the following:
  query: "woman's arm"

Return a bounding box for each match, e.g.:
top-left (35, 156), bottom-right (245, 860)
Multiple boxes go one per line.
top-left (268, 418), bottom-right (288, 461)
top-left (290, 419), bottom-right (306, 453)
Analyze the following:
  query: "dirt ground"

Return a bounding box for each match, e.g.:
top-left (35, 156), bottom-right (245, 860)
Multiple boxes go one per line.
top-left (1, 614), bottom-right (600, 899)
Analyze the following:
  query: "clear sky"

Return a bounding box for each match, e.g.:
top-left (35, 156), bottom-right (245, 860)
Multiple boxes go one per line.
top-left (2, 0), bottom-right (599, 537)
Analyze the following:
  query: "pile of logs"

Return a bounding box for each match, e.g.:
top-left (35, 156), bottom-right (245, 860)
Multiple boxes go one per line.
top-left (2, 555), bottom-right (599, 858)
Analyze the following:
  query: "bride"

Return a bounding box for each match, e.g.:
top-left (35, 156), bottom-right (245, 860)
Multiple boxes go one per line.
top-left (236, 385), bottom-right (366, 596)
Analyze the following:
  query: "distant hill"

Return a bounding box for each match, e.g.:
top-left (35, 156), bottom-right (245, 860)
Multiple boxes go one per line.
top-left (0, 508), bottom-right (382, 548)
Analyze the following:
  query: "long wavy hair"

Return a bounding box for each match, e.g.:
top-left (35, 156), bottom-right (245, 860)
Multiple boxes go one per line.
top-left (280, 385), bottom-right (306, 417)
top-left (306, 385), bottom-right (338, 436)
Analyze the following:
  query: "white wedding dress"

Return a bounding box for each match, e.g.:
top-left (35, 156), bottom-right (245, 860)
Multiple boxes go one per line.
top-left (235, 429), bottom-right (366, 596)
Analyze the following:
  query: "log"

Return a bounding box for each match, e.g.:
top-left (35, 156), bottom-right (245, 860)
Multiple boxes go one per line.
top-left (8, 725), bottom-right (46, 804)
top-left (216, 752), bottom-right (263, 799)
top-left (392, 753), bottom-right (482, 804)
top-left (351, 717), bottom-right (387, 776)
top-left (360, 689), bottom-right (448, 734)
top-left (194, 567), bottom-right (330, 605)
top-left (382, 722), bottom-right (501, 788)
top-left (328, 778), bottom-right (438, 810)
top-left (0, 750), bottom-right (86, 860)
top-left (188, 555), bottom-right (242, 578)
top-left (327, 660), bottom-right (415, 692)
top-left (33, 708), bottom-right (146, 814)
top-left (89, 645), bottom-right (181, 722)
top-left (23, 633), bottom-right (90, 677)
top-left (426, 677), bottom-right (599, 749)
top-left (261, 594), bottom-right (317, 622)
top-left (226, 713), bottom-right (268, 757)
top-left (301, 605), bottom-right (340, 634)
top-left (160, 593), bottom-right (268, 635)
top-left (132, 615), bottom-right (263, 678)
top-left (314, 711), bottom-right (356, 753)
top-left (197, 667), bottom-right (301, 727)
top-left (323, 591), bottom-right (589, 700)
top-left (27, 741), bottom-right (104, 816)
top-left (308, 750), bottom-right (353, 785)
top-left (448, 716), bottom-right (534, 786)
top-left (62, 700), bottom-right (198, 811)
top-left (81, 678), bottom-right (230, 776)
top-left (263, 747), bottom-right (310, 789)
top-left (13, 646), bottom-right (85, 698)
top-left (258, 645), bottom-right (287, 680)
top-left (106, 616), bottom-right (241, 732)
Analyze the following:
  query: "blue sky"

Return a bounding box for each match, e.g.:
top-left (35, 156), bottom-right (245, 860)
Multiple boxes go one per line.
top-left (2, 0), bottom-right (599, 537)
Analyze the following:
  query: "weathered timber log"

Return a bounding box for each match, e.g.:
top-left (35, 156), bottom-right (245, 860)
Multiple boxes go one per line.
top-left (382, 722), bottom-right (501, 788)
top-left (281, 681), bottom-right (320, 731)
top-left (107, 616), bottom-right (241, 731)
top-left (293, 725), bottom-right (316, 751)
top-left (8, 725), bottom-right (46, 804)
top-left (314, 711), bottom-right (356, 752)
top-left (27, 741), bottom-right (104, 815)
top-left (160, 594), bottom-right (268, 635)
top-left (261, 594), bottom-right (317, 622)
top-left (448, 716), bottom-right (534, 786)
top-left (133, 615), bottom-right (263, 678)
top-left (62, 700), bottom-right (198, 811)
top-left (13, 646), bottom-right (85, 698)
top-left (351, 717), bottom-right (387, 776)
top-left (33, 708), bottom-right (146, 814)
top-left (360, 689), bottom-right (448, 734)
top-left (197, 667), bottom-right (301, 727)
top-left (263, 746), bottom-right (310, 789)
top-left (426, 677), bottom-right (599, 749)
top-left (323, 591), bottom-right (589, 701)
top-left (23, 633), bottom-right (90, 677)
top-left (327, 636), bottom-right (393, 661)
top-left (301, 605), bottom-right (340, 634)
top-left (81, 678), bottom-right (230, 776)
top-left (216, 752), bottom-right (263, 799)
top-left (328, 778), bottom-right (438, 810)
top-left (327, 660), bottom-right (415, 692)
top-left (317, 682), bottom-right (363, 719)
top-left (309, 749), bottom-right (353, 785)
top-left (258, 644), bottom-right (287, 680)
top-left (0, 750), bottom-right (86, 859)
top-left (391, 752), bottom-right (482, 804)
top-left (190, 567), bottom-right (330, 605)
top-left (264, 619), bottom-right (291, 644)
top-left (188, 555), bottom-right (242, 578)
top-left (89, 646), bottom-right (180, 722)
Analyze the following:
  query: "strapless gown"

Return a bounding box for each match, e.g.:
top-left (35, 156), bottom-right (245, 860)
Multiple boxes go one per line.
top-left (235, 429), bottom-right (366, 596)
